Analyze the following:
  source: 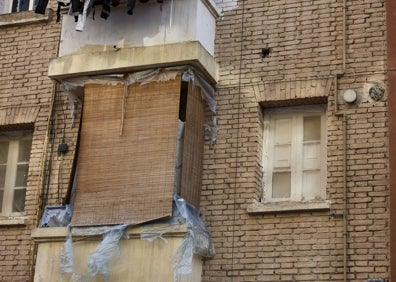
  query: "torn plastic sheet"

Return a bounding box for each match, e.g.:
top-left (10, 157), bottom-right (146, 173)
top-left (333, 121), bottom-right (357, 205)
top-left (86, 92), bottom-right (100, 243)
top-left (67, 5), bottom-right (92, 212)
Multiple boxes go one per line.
top-left (140, 221), bottom-right (181, 243)
top-left (204, 114), bottom-right (217, 142)
top-left (60, 234), bottom-right (75, 274)
top-left (139, 201), bottom-right (185, 243)
top-left (182, 67), bottom-right (217, 141)
top-left (173, 195), bottom-right (215, 282)
top-left (62, 79), bottom-right (84, 127)
top-left (57, 198), bottom-right (213, 281)
top-left (173, 195), bottom-right (215, 257)
top-left (181, 67), bottom-right (216, 113)
top-left (39, 205), bottom-right (72, 227)
top-left (137, 196), bottom-right (215, 281)
top-left (127, 69), bottom-right (179, 85)
top-left (60, 224), bottom-right (128, 282)
top-left (60, 66), bottom-right (217, 140)
top-left (173, 234), bottom-right (194, 279)
top-left (67, 92), bottom-right (81, 127)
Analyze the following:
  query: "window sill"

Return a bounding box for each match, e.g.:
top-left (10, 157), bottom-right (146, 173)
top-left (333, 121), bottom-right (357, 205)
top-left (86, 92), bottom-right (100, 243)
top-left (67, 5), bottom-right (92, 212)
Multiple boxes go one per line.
top-left (0, 216), bottom-right (27, 226)
top-left (0, 10), bottom-right (52, 27)
top-left (247, 200), bottom-right (331, 214)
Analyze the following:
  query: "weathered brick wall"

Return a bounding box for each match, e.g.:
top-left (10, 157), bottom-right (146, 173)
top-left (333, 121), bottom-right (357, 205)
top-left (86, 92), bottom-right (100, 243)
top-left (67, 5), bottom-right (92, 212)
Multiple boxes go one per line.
top-left (0, 10), bottom-right (61, 280)
top-left (0, 0), bottom-right (389, 281)
top-left (201, 0), bottom-right (388, 281)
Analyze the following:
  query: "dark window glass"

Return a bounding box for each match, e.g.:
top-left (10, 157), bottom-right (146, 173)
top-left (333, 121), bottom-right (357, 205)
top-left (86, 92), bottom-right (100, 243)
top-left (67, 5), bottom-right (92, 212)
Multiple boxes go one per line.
top-left (12, 189), bottom-right (26, 212)
top-left (11, 0), bottom-right (30, 12)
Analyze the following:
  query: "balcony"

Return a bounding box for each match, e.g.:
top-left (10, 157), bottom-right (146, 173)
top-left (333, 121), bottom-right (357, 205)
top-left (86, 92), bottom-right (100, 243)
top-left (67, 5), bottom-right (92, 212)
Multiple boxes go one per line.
top-left (50, 0), bottom-right (219, 81)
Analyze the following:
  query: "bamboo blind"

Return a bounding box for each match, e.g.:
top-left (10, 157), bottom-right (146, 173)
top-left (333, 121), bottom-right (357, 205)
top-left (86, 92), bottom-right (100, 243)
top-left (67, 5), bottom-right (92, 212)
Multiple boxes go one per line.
top-left (71, 78), bottom-right (181, 226)
top-left (180, 83), bottom-right (205, 208)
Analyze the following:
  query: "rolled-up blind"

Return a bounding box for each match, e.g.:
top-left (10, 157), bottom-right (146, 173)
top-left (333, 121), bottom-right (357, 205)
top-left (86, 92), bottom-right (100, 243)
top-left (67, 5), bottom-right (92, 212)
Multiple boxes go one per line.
top-left (180, 83), bottom-right (204, 208)
top-left (71, 78), bottom-right (181, 226)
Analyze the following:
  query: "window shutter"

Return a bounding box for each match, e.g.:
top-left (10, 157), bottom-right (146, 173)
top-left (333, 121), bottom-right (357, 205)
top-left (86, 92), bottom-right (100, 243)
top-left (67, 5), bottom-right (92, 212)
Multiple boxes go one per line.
top-left (71, 79), bottom-right (181, 226)
top-left (302, 115), bottom-right (323, 200)
top-left (273, 118), bottom-right (292, 169)
top-left (271, 117), bottom-right (292, 199)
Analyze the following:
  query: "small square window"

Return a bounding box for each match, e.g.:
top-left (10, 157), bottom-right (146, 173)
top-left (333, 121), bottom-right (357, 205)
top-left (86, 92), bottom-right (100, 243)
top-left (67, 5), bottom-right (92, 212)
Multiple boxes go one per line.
top-left (262, 105), bottom-right (326, 203)
top-left (0, 131), bottom-right (32, 217)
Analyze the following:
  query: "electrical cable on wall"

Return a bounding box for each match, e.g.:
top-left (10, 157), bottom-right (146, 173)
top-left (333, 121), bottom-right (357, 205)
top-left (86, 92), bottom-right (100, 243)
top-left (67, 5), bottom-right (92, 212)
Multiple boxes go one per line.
top-left (57, 92), bottom-right (69, 204)
top-left (41, 92), bottom-right (57, 211)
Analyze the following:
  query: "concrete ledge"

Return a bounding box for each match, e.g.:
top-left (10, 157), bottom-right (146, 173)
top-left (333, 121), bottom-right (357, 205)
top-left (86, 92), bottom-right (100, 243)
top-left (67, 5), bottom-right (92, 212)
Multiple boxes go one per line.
top-left (31, 227), bottom-right (68, 242)
top-left (0, 217), bottom-right (27, 226)
top-left (247, 200), bottom-right (331, 214)
top-left (48, 41), bottom-right (218, 84)
top-left (0, 10), bottom-right (52, 27)
top-left (32, 223), bottom-right (188, 242)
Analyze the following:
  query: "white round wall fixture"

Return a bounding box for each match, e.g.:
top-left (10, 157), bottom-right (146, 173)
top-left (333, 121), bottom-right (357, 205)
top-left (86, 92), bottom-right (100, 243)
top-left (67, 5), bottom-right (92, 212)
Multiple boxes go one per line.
top-left (343, 89), bottom-right (357, 103)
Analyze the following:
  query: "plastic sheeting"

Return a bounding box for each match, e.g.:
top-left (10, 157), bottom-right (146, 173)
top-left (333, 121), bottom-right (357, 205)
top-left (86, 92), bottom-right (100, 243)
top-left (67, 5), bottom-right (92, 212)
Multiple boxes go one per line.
top-left (39, 205), bottom-right (73, 227)
top-left (173, 234), bottom-right (194, 279)
top-left (57, 197), bottom-right (214, 282)
top-left (139, 196), bottom-right (215, 281)
top-left (140, 221), bottom-right (181, 243)
top-left (127, 69), bottom-right (179, 85)
top-left (62, 79), bottom-right (83, 127)
top-left (173, 195), bottom-right (215, 282)
top-left (60, 224), bottom-right (128, 282)
top-left (182, 67), bottom-right (217, 142)
top-left (60, 66), bottom-right (217, 140)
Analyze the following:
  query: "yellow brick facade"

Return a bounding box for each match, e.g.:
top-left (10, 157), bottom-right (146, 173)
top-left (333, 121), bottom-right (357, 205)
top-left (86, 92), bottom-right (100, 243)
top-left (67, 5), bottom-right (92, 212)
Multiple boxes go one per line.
top-left (0, 0), bottom-right (390, 281)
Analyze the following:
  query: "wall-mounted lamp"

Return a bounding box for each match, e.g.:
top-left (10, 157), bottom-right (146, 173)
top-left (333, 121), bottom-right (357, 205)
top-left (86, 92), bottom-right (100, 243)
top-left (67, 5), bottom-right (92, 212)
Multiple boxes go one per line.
top-left (343, 89), bottom-right (357, 104)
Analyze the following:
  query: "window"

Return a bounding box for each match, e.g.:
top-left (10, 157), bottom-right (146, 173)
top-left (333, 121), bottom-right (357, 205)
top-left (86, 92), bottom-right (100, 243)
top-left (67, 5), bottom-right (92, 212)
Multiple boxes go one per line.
top-left (0, 131), bottom-right (32, 217)
top-left (263, 105), bottom-right (326, 203)
top-left (0, 0), bottom-right (38, 14)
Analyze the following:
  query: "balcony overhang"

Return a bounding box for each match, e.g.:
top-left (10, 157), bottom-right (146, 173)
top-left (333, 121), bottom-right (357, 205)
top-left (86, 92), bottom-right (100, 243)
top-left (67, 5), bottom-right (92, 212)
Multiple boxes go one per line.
top-left (48, 41), bottom-right (217, 84)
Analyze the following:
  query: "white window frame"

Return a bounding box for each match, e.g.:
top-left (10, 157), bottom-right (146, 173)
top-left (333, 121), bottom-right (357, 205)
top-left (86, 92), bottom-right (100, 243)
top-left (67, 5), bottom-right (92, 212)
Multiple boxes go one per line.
top-left (1, 0), bottom-right (36, 14)
top-left (262, 105), bottom-right (327, 203)
top-left (0, 131), bottom-right (32, 218)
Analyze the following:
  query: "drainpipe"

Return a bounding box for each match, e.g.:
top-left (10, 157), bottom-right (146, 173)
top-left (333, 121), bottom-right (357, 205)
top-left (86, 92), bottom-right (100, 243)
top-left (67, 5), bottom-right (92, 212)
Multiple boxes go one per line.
top-left (30, 17), bottom-right (63, 280)
top-left (29, 82), bottom-right (57, 282)
top-left (334, 77), bottom-right (348, 282)
top-left (333, 0), bottom-right (348, 281)
top-left (341, 113), bottom-right (348, 282)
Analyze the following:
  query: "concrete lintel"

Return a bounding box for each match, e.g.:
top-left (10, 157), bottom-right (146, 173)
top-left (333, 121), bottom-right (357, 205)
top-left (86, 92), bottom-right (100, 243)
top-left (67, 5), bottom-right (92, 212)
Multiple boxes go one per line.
top-left (48, 41), bottom-right (218, 84)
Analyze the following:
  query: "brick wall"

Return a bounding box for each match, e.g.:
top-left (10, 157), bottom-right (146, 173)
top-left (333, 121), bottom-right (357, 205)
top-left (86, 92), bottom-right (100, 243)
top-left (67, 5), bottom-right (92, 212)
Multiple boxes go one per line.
top-left (0, 0), bottom-right (389, 281)
top-left (0, 10), bottom-right (61, 280)
top-left (201, 0), bottom-right (389, 281)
